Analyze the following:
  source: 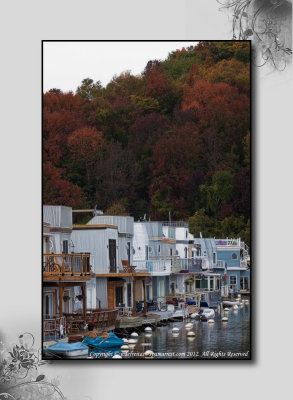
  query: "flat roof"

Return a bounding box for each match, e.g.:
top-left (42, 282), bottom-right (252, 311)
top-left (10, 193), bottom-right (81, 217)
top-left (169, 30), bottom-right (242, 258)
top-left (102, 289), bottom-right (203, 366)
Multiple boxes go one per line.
top-left (72, 224), bottom-right (118, 230)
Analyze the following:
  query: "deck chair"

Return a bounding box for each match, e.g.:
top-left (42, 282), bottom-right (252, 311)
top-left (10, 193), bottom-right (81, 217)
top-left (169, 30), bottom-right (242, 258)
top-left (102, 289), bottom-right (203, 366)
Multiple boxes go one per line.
top-left (122, 260), bottom-right (136, 273)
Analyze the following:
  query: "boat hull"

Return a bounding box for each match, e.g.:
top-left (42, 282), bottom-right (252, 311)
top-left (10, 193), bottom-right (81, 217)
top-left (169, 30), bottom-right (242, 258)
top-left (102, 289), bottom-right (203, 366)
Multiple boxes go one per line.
top-left (191, 308), bottom-right (215, 321)
top-left (45, 349), bottom-right (89, 358)
top-left (44, 341), bottom-right (89, 358)
top-left (222, 300), bottom-right (241, 307)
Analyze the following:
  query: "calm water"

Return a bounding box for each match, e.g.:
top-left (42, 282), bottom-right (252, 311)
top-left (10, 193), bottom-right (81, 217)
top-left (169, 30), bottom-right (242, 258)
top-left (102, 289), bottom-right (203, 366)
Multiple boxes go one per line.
top-left (90, 304), bottom-right (250, 360)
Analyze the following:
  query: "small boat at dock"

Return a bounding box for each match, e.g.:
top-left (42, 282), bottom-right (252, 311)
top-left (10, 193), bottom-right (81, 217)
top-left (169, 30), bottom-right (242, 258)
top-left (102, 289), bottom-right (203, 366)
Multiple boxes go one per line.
top-left (44, 341), bottom-right (89, 358)
top-left (83, 332), bottom-right (124, 349)
top-left (222, 300), bottom-right (242, 307)
top-left (191, 308), bottom-right (215, 321)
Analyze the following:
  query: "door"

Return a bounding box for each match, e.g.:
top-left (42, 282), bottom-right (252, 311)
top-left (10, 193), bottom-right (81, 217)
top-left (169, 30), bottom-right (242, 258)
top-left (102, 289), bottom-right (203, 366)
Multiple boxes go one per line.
top-left (109, 239), bottom-right (117, 272)
top-left (240, 276), bottom-right (248, 290)
top-left (116, 286), bottom-right (123, 307)
top-left (127, 242), bottom-right (131, 264)
top-left (170, 282), bottom-right (175, 294)
top-left (127, 283), bottom-right (132, 307)
top-left (44, 292), bottom-right (54, 318)
top-left (62, 240), bottom-right (68, 254)
top-left (107, 282), bottom-right (115, 309)
top-left (107, 281), bottom-right (124, 309)
top-left (159, 278), bottom-right (165, 297)
top-left (145, 245), bottom-right (149, 260)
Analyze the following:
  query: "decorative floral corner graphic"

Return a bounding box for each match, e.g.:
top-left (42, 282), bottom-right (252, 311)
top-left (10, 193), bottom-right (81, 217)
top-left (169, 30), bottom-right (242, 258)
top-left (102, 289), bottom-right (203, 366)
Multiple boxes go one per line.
top-left (0, 333), bottom-right (65, 399)
top-left (217, 0), bottom-right (292, 70)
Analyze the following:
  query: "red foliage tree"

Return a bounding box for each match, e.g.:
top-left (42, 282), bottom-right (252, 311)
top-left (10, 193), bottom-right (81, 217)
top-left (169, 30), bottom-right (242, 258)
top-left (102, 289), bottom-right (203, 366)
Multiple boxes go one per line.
top-left (67, 126), bottom-right (104, 182)
top-left (43, 162), bottom-right (85, 208)
top-left (149, 123), bottom-right (201, 219)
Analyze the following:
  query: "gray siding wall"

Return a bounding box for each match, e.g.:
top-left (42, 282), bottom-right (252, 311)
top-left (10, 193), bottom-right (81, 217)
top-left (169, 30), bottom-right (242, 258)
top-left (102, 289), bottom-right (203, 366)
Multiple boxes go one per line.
top-left (71, 228), bottom-right (118, 273)
top-left (43, 205), bottom-right (72, 229)
top-left (96, 278), bottom-right (108, 309)
top-left (143, 222), bottom-right (163, 238)
top-left (87, 216), bottom-right (134, 235)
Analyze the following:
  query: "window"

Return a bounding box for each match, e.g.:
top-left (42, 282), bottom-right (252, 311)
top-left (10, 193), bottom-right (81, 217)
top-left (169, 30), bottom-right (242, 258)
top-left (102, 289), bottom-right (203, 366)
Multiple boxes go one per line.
top-left (109, 239), bottom-right (117, 272)
top-left (213, 252), bottom-right (216, 264)
top-left (62, 240), bottom-right (68, 254)
top-left (158, 245), bottom-right (161, 253)
top-left (240, 276), bottom-right (249, 290)
top-left (127, 242), bottom-right (131, 263)
top-left (229, 275), bottom-right (237, 285)
top-left (44, 292), bottom-right (54, 318)
top-left (232, 253), bottom-right (238, 260)
top-left (184, 247), bottom-right (188, 259)
top-left (127, 283), bottom-right (132, 307)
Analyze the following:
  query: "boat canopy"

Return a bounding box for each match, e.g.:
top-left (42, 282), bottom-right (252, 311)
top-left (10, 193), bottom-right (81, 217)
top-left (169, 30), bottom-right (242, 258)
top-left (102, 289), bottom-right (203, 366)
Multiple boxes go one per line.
top-left (45, 342), bottom-right (89, 352)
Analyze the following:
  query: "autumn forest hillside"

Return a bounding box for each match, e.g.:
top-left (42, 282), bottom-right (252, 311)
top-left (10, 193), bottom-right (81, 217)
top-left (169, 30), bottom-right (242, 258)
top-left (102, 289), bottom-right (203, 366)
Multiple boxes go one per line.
top-left (43, 41), bottom-right (250, 243)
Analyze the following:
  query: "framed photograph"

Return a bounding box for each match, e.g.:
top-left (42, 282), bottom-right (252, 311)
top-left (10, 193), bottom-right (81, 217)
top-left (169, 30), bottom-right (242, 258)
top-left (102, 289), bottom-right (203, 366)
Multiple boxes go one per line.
top-left (42, 40), bottom-right (251, 360)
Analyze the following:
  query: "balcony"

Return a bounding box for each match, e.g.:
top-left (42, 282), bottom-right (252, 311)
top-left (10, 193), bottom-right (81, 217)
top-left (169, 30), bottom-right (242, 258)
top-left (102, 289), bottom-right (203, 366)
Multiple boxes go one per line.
top-left (131, 259), bottom-right (172, 275)
top-left (214, 260), bottom-right (225, 269)
top-left (216, 238), bottom-right (240, 246)
top-left (43, 253), bottom-right (93, 281)
top-left (240, 259), bottom-right (248, 269)
top-left (162, 221), bottom-right (189, 228)
top-left (173, 258), bottom-right (208, 273)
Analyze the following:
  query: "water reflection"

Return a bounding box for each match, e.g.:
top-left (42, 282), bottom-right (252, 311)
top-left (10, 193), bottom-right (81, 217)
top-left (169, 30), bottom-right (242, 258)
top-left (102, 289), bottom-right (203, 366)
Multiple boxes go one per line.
top-left (90, 305), bottom-right (250, 359)
top-left (133, 304), bottom-right (250, 359)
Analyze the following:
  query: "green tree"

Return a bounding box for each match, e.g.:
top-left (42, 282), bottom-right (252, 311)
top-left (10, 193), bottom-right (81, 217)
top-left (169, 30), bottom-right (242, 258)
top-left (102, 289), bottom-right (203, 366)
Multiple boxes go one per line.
top-left (199, 170), bottom-right (234, 217)
top-left (188, 209), bottom-right (217, 238)
top-left (76, 78), bottom-right (103, 100)
top-left (104, 199), bottom-right (130, 216)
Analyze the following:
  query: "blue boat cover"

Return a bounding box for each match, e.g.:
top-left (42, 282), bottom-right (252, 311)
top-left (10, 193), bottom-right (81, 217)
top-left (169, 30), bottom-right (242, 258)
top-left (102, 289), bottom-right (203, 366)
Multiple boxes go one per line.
top-left (83, 332), bottom-right (124, 348)
top-left (45, 342), bottom-right (89, 352)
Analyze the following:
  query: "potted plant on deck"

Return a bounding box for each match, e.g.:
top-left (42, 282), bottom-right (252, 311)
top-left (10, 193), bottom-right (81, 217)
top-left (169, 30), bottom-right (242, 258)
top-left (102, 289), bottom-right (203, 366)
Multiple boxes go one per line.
top-left (76, 294), bottom-right (85, 301)
top-left (185, 277), bottom-right (195, 285)
top-left (63, 295), bottom-right (71, 302)
top-left (87, 321), bottom-right (95, 331)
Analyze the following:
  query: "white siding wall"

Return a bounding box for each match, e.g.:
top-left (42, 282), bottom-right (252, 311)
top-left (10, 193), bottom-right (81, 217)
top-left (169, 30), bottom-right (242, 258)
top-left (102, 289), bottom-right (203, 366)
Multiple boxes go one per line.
top-left (133, 223), bottom-right (149, 260)
top-left (175, 227), bottom-right (189, 240)
top-left (118, 236), bottom-right (133, 267)
top-left (176, 243), bottom-right (188, 259)
top-left (175, 275), bottom-right (185, 294)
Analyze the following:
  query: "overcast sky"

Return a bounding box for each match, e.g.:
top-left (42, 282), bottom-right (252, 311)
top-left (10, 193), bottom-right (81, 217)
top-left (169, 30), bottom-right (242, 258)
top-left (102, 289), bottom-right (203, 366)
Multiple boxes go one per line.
top-left (43, 41), bottom-right (198, 93)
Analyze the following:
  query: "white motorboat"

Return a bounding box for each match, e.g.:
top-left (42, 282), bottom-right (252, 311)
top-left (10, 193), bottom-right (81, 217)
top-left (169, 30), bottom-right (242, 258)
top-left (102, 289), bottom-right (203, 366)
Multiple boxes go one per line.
top-left (44, 342), bottom-right (89, 358)
top-left (191, 308), bottom-right (215, 321)
top-left (222, 300), bottom-right (242, 307)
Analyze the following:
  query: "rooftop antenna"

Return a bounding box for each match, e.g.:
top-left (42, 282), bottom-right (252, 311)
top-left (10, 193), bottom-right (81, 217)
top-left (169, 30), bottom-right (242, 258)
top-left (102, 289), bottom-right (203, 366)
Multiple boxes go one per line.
top-left (93, 205), bottom-right (103, 216)
top-left (168, 211), bottom-right (171, 224)
top-left (200, 231), bottom-right (202, 238)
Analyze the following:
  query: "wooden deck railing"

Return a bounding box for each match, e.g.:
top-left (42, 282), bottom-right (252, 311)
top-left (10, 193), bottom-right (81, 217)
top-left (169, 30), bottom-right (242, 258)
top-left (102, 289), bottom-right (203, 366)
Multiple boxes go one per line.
top-left (63, 310), bottom-right (119, 333)
top-left (43, 253), bottom-right (91, 277)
